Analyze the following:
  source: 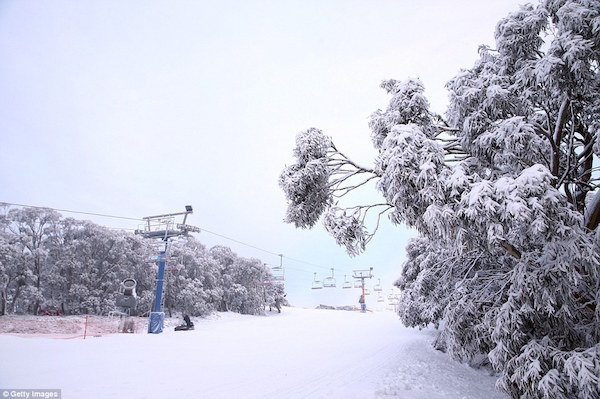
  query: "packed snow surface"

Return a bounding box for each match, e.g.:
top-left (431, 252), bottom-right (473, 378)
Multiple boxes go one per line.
top-left (0, 307), bottom-right (507, 398)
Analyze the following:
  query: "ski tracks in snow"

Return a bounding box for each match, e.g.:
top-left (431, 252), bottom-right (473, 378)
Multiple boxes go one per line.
top-left (373, 328), bottom-right (507, 399)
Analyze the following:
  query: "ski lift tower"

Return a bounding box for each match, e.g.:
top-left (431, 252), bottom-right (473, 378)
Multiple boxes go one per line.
top-left (353, 267), bottom-right (374, 311)
top-left (135, 205), bottom-right (200, 334)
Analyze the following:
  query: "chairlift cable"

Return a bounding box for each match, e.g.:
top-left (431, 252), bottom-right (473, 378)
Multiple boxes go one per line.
top-left (2, 201), bottom-right (356, 276)
top-left (200, 227), bottom-right (281, 257)
top-left (1, 201), bottom-right (143, 221)
top-left (282, 255), bottom-right (334, 272)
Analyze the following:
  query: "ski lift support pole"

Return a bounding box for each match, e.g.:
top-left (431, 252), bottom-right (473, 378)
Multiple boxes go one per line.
top-left (353, 267), bottom-right (373, 312)
top-left (135, 205), bottom-right (200, 334)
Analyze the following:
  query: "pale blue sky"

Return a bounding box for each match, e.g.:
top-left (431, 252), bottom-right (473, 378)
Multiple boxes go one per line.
top-left (0, 0), bottom-right (527, 307)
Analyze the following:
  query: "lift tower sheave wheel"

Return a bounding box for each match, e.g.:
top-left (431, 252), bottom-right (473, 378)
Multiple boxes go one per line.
top-left (135, 205), bottom-right (199, 334)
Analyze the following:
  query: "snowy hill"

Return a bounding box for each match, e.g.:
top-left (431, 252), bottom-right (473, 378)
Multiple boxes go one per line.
top-left (0, 308), bottom-right (507, 398)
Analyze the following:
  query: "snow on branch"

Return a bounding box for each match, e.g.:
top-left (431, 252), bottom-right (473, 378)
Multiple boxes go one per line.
top-left (279, 128), bottom-right (380, 234)
top-left (278, 2), bottom-right (600, 398)
top-left (323, 204), bottom-right (392, 257)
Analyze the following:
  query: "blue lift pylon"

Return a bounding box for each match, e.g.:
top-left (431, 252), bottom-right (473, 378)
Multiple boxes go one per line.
top-left (135, 205), bottom-right (200, 334)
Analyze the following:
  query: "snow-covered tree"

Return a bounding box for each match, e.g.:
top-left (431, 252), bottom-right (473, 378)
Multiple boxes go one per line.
top-left (0, 205), bottom-right (16, 315)
top-left (7, 207), bottom-right (61, 314)
top-left (165, 237), bottom-right (220, 317)
top-left (230, 257), bottom-right (271, 315)
top-left (208, 245), bottom-right (274, 315)
top-left (0, 206), bottom-right (282, 319)
top-left (279, 1), bottom-right (600, 397)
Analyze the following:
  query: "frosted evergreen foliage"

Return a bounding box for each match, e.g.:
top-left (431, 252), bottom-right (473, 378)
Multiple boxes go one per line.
top-left (370, 78), bottom-right (435, 149)
top-left (375, 123), bottom-right (447, 231)
top-left (395, 237), bottom-right (452, 329)
top-left (279, 128), bottom-right (333, 229)
top-left (280, 127), bottom-right (380, 249)
top-left (322, 207), bottom-right (368, 257)
top-left (279, 0), bottom-right (600, 397)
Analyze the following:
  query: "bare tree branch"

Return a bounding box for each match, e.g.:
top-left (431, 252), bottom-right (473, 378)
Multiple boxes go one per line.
top-left (551, 95), bottom-right (571, 179)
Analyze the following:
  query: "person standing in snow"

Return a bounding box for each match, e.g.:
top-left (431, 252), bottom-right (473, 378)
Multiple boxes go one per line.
top-left (359, 294), bottom-right (366, 313)
top-left (270, 293), bottom-right (286, 313)
top-left (274, 296), bottom-right (282, 313)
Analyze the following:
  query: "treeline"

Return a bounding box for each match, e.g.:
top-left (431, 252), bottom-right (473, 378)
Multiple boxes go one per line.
top-left (0, 206), bottom-right (285, 317)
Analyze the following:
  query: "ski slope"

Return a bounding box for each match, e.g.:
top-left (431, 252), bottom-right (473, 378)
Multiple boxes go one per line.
top-left (0, 307), bottom-right (507, 398)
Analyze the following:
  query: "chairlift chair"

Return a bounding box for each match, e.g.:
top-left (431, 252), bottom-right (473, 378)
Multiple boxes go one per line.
top-left (271, 255), bottom-right (284, 280)
top-left (377, 293), bottom-right (384, 302)
top-left (311, 272), bottom-right (323, 290)
top-left (342, 275), bottom-right (352, 289)
top-left (353, 279), bottom-right (363, 288)
top-left (323, 268), bottom-right (336, 288)
top-left (374, 278), bottom-right (383, 292)
top-left (271, 267), bottom-right (285, 281)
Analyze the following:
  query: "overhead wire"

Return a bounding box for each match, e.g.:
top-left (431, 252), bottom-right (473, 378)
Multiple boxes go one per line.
top-left (1, 201), bottom-right (351, 275)
top-left (0, 201), bottom-right (143, 222)
top-left (197, 227), bottom-right (334, 273)
top-left (199, 228), bottom-right (340, 274)
top-left (200, 227), bottom-right (281, 257)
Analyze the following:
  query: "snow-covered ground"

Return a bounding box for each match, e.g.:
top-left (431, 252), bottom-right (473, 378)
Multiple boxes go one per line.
top-left (0, 307), bottom-right (507, 398)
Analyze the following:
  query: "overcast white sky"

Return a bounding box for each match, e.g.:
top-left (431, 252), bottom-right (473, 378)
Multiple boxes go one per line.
top-left (0, 0), bottom-right (527, 307)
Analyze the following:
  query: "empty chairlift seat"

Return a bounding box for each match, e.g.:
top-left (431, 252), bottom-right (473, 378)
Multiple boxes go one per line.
top-left (342, 275), bottom-right (352, 289)
top-left (323, 268), bottom-right (336, 288)
top-left (374, 278), bottom-right (383, 292)
top-left (271, 266), bottom-right (285, 282)
top-left (312, 272), bottom-right (323, 290)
